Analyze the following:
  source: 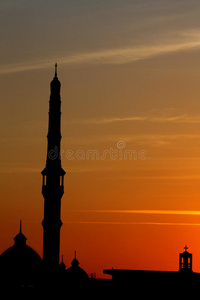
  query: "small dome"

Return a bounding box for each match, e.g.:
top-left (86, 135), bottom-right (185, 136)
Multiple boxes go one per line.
top-left (65, 251), bottom-right (89, 280)
top-left (13, 220), bottom-right (27, 245)
top-left (71, 257), bottom-right (79, 268)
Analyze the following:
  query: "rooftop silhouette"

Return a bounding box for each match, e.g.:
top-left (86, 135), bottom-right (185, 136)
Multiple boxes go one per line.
top-left (0, 65), bottom-right (200, 291)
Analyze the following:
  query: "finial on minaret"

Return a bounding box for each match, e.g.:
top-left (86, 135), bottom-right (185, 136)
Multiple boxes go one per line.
top-left (74, 250), bottom-right (76, 259)
top-left (184, 245), bottom-right (188, 252)
top-left (55, 63), bottom-right (57, 77)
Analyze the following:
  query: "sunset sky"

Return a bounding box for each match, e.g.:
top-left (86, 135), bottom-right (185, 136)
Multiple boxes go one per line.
top-left (2, 0), bottom-right (200, 278)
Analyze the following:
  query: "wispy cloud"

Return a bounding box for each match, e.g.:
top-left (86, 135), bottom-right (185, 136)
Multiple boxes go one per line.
top-left (63, 220), bottom-right (200, 226)
top-left (69, 113), bottom-right (200, 125)
top-left (59, 40), bottom-right (200, 66)
top-left (1, 36), bottom-right (200, 75)
top-left (72, 116), bottom-right (147, 125)
top-left (66, 209), bottom-right (200, 216)
top-left (63, 209), bottom-right (200, 226)
top-left (64, 210), bottom-right (200, 226)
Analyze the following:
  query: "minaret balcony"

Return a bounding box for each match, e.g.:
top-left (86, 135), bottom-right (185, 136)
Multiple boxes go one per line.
top-left (42, 185), bottom-right (64, 198)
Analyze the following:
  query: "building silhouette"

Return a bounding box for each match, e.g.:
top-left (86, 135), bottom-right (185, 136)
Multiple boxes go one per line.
top-left (103, 245), bottom-right (196, 281)
top-left (1, 65), bottom-right (200, 290)
top-left (0, 65), bottom-right (88, 288)
top-left (41, 63), bottom-right (66, 270)
top-left (0, 221), bottom-right (43, 287)
top-left (59, 251), bottom-right (89, 281)
top-left (179, 245), bottom-right (192, 272)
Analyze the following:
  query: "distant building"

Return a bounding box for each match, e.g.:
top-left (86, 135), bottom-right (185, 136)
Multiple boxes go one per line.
top-left (104, 245), bottom-right (196, 281)
top-left (60, 251), bottom-right (89, 281)
top-left (179, 245), bottom-right (192, 272)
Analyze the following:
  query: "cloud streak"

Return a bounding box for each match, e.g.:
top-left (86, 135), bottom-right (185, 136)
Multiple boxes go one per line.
top-left (66, 209), bottom-right (200, 216)
top-left (63, 210), bottom-right (200, 226)
top-left (1, 37), bottom-right (200, 75)
top-left (63, 220), bottom-right (200, 226)
top-left (69, 113), bottom-right (200, 125)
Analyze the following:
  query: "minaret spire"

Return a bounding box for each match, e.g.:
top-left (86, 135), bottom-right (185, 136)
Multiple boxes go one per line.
top-left (55, 63), bottom-right (57, 77)
top-left (41, 65), bottom-right (66, 270)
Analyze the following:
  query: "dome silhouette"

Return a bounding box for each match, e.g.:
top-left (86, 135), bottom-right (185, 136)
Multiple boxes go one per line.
top-left (65, 251), bottom-right (89, 280)
top-left (0, 221), bottom-right (43, 287)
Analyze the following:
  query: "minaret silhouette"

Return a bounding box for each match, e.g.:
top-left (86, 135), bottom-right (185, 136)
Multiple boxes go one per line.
top-left (41, 64), bottom-right (66, 270)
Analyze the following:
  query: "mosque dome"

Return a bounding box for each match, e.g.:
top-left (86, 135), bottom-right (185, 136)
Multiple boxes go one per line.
top-left (0, 221), bottom-right (43, 287)
top-left (65, 251), bottom-right (89, 280)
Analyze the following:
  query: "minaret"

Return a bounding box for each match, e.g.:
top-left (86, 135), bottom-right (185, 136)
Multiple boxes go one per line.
top-left (41, 64), bottom-right (66, 270)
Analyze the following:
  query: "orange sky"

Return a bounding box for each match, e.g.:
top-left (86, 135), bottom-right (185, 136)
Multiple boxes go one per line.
top-left (2, 1), bottom-right (200, 278)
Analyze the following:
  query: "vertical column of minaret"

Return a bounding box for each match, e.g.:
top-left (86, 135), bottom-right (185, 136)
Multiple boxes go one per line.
top-left (41, 64), bottom-right (66, 270)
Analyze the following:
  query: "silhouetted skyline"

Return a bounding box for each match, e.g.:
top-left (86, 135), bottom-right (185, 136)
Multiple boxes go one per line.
top-left (1, 68), bottom-right (200, 288)
top-left (2, 1), bottom-right (200, 278)
top-left (0, 67), bottom-right (90, 287)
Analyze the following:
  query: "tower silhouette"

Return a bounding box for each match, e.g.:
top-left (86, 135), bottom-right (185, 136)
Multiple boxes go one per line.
top-left (179, 245), bottom-right (193, 272)
top-left (41, 64), bottom-right (66, 270)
